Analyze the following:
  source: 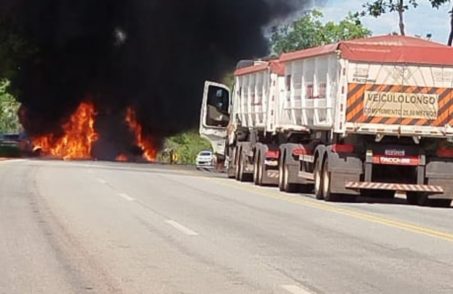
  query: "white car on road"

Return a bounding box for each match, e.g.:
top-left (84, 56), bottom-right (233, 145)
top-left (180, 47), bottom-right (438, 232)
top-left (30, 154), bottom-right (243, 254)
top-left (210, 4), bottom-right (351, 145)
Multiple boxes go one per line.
top-left (196, 150), bottom-right (215, 169)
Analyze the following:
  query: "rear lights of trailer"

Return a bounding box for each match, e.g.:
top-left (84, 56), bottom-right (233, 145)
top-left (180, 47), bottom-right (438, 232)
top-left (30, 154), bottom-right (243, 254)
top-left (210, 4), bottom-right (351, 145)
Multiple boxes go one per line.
top-left (292, 146), bottom-right (312, 157)
top-left (331, 144), bottom-right (354, 154)
top-left (436, 147), bottom-right (453, 158)
top-left (265, 150), bottom-right (280, 159)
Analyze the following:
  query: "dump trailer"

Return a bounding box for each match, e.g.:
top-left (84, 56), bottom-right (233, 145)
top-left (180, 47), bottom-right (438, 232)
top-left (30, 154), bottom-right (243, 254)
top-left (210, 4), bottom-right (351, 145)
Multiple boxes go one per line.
top-left (200, 35), bottom-right (453, 207)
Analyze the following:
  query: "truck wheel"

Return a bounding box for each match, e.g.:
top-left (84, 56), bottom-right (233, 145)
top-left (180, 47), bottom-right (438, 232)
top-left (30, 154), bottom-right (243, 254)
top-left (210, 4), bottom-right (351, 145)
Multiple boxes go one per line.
top-left (314, 158), bottom-right (324, 200)
top-left (253, 152), bottom-right (259, 184)
top-left (278, 152), bottom-right (285, 191)
top-left (253, 152), bottom-right (263, 185)
top-left (237, 152), bottom-right (247, 182)
top-left (322, 159), bottom-right (341, 202)
top-left (235, 148), bottom-right (242, 181)
top-left (279, 152), bottom-right (298, 193)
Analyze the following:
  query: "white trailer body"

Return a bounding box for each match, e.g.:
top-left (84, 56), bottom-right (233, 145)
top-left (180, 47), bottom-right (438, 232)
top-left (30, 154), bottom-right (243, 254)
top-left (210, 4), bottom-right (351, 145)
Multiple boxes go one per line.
top-left (232, 55), bottom-right (340, 134)
top-left (280, 40), bottom-right (453, 138)
top-left (279, 51), bottom-right (339, 132)
top-left (233, 61), bottom-right (285, 133)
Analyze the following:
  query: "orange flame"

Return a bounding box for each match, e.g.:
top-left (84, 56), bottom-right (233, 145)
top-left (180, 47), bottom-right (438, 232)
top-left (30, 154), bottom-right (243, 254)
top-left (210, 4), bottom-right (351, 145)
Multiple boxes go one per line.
top-left (125, 107), bottom-right (157, 161)
top-left (32, 102), bottom-right (98, 160)
top-left (115, 154), bottom-right (128, 162)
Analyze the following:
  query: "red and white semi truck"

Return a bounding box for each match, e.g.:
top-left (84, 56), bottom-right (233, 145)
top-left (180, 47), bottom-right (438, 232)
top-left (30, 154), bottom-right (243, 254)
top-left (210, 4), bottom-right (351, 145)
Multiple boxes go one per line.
top-left (200, 35), bottom-right (453, 207)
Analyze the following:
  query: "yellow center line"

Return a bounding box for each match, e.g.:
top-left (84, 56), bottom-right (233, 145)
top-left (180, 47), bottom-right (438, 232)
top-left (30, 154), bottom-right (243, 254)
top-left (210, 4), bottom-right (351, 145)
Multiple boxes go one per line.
top-left (210, 177), bottom-right (453, 243)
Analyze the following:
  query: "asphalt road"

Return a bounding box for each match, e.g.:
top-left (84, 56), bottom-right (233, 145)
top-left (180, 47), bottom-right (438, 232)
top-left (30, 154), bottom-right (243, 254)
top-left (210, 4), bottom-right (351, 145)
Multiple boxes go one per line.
top-left (1, 159), bottom-right (453, 294)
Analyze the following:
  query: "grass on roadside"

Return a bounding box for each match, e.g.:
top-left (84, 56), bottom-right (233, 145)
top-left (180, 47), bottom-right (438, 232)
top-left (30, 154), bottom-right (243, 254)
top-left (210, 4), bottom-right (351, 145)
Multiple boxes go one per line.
top-left (0, 145), bottom-right (21, 158)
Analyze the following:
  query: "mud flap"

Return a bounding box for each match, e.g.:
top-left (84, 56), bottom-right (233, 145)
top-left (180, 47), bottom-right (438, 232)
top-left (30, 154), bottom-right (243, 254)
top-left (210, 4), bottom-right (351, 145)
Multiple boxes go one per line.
top-left (426, 160), bottom-right (453, 200)
top-left (327, 153), bottom-right (362, 195)
top-left (282, 144), bottom-right (309, 185)
top-left (256, 143), bottom-right (279, 186)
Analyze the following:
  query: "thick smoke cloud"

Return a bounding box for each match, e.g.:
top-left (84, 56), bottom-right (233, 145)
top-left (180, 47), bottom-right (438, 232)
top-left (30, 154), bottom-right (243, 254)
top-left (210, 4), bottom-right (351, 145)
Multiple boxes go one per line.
top-left (2, 0), bottom-right (317, 157)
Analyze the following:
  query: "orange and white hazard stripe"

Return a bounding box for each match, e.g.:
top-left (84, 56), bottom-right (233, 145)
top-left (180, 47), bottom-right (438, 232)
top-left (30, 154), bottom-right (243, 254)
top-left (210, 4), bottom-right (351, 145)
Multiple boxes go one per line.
top-left (345, 181), bottom-right (444, 193)
top-left (346, 83), bottom-right (453, 127)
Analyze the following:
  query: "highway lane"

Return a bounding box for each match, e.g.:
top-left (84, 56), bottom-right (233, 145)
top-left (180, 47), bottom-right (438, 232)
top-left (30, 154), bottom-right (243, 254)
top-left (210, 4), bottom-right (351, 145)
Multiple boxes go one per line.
top-left (0, 159), bottom-right (453, 293)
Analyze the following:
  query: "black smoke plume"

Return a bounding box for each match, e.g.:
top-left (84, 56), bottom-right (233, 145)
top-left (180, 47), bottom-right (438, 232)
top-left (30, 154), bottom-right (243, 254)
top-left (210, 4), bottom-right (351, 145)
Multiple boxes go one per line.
top-left (1, 0), bottom-right (318, 159)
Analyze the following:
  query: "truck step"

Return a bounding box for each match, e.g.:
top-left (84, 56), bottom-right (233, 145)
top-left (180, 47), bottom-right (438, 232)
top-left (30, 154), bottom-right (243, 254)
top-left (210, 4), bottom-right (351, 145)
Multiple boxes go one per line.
top-left (345, 182), bottom-right (443, 194)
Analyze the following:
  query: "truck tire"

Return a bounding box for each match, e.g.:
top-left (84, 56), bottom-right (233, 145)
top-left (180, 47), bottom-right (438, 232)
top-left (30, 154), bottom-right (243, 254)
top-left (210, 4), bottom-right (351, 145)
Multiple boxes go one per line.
top-left (253, 151), bottom-right (264, 185)
top-left (314, 157), bottom-right (324, 200)
top-left (278, 153), bottom-right (284, 191)
top-left (236, 151), bottom-right (247, 182)
top-left (322, 159), bottom-right (341, 202)
top-left (225, 147), bottom-right (236, 179)
top-left (278, 151), bottom-right (298, 193)
top-left (234, 147), bottom-right (242, 181)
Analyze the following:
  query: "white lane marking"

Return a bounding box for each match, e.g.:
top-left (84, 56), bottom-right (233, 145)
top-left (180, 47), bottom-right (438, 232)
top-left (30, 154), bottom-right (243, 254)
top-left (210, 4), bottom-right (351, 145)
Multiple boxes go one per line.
top-left (97, 178), bottom-right (107, 184)
top-left (281, 285), bottom-right (313, 294)
top-left (165, 220), bottom-right (199, 236)
top-left (118, 193), bottom-right (135, 202)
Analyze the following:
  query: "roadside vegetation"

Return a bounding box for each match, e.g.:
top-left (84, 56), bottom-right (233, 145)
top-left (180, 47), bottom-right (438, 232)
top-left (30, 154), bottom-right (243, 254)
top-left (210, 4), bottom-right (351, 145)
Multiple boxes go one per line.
top-left (158, 130), bottom-right (211, 165)
top-left (271, 10), bottom-right (371, 55)
top-left (0, 80), bottom-right (21, 157)
top-left (0, 144), bottom-right (21, 158)
top-left (0, 16), bottom-right (28, 157)
top-left (0, 80), bottom-right (21, 133)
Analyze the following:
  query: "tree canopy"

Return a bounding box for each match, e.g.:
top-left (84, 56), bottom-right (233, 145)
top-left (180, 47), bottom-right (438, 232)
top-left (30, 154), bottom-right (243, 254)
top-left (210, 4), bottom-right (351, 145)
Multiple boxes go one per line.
top-left (362, 0), bottom-right (451, 37)
top-left (0, 15), bottom-right (32, 134)
top-left (271, 10), bottom-right (371, 55)
top-left (0, 80), bottom-right (21, 133)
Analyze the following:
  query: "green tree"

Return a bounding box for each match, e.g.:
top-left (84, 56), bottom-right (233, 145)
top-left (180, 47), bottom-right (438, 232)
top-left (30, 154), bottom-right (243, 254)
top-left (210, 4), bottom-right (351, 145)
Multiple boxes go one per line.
top-left (362, 0), bottom-right (450, 37)
top-left (271, 10), bottom-right (371, 55)
top-left (0, 80), bottom-right (21, 133)
top-left (158, 130), bottom-right (211, 164)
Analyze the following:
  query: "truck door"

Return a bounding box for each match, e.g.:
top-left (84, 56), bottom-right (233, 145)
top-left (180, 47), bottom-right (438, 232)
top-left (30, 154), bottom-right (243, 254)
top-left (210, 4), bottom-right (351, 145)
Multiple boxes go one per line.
top-left (199, 81), bottom-right (231, 156)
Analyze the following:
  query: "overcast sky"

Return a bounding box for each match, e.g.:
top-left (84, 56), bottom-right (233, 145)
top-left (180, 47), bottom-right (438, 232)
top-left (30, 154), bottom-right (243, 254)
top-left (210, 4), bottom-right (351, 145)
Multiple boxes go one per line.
top-left (316, 0), bottom-right (452, 44)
